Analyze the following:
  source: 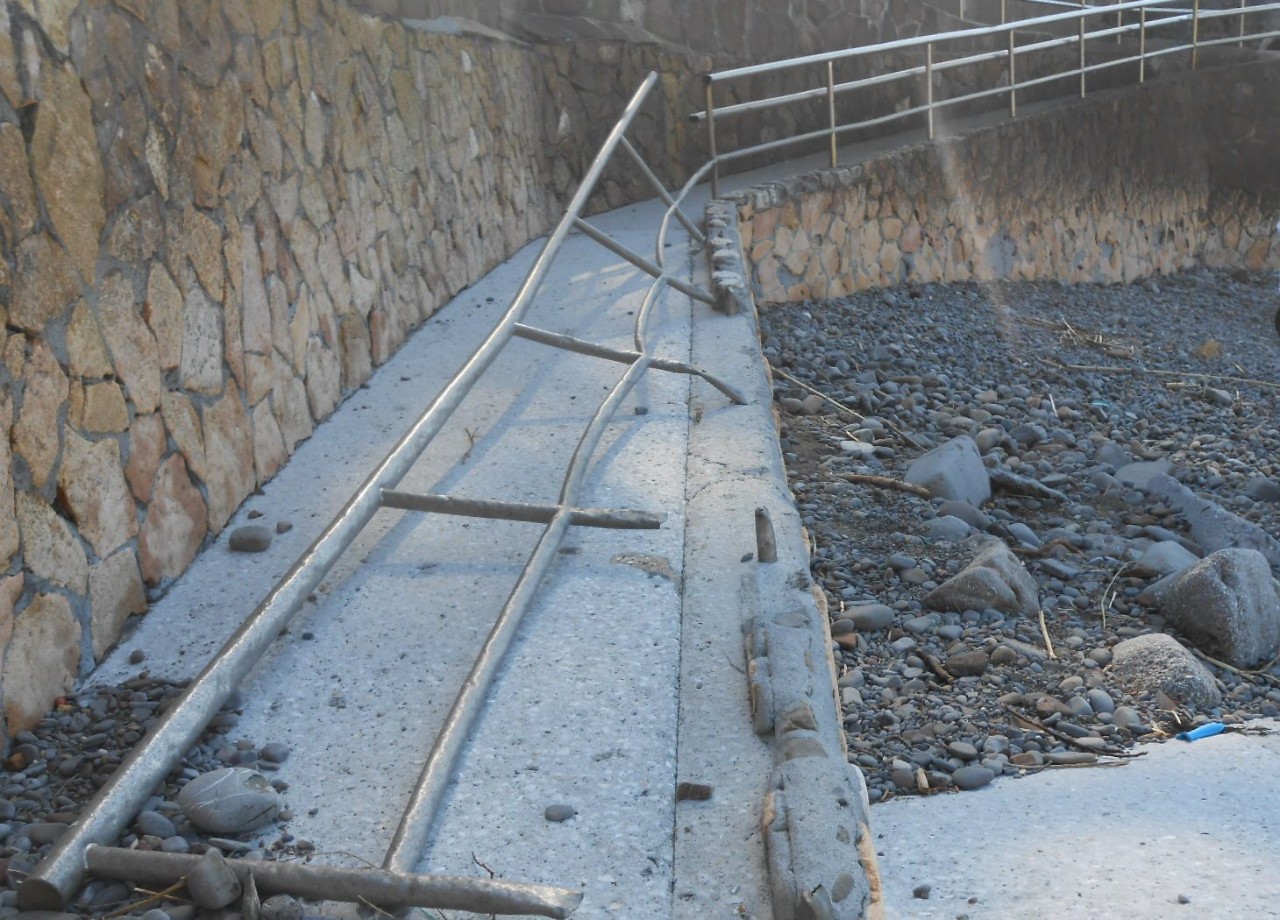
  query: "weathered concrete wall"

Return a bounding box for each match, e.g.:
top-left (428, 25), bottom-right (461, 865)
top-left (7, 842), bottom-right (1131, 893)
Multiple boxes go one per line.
top-left (733, 60), bottom-right (1280, 304)
top-left (0, 0), bottom-right (712, 738)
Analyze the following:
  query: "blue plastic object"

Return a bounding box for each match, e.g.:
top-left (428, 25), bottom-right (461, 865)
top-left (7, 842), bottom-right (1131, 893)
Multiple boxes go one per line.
top-left (1176, 722), bottom-right (1226, 742)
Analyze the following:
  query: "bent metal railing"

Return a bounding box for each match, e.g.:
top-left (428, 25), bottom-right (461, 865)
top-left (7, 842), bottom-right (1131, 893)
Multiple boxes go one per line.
top-left (18, 72), bottom-right (743, 917)
top-left (693, 0), bottom-right (1280, 197)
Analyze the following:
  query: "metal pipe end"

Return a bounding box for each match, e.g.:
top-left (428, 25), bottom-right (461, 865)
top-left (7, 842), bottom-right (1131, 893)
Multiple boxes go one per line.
top-left (16, 878), bottom-right (67, 912)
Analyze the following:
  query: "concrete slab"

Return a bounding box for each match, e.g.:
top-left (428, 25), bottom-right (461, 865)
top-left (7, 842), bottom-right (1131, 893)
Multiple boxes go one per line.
top-left (871, 724), bottom-right (1280, 919)
top-left (87, 191), bottom-right (780, 920)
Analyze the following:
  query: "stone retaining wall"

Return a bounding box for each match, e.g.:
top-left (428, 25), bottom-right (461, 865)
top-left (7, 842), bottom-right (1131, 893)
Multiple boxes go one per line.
top-left (0, 0), bottom-right (712, 739)
top-left (732, 60), bottom-right (1280, 305)
top-left (349, 0), bottom-right (942, 64)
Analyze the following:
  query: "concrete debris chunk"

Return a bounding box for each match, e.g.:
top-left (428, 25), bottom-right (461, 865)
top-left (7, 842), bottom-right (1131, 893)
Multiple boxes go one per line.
top-left (924, 539), bottom-right (1040, 617)
top-left (904, 435), bottom-right (991, 506)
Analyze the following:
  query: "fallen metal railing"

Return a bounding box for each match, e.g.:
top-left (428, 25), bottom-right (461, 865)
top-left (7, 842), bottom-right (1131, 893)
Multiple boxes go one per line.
top-left (18, 71), bottom-right (742, 916)
top-left (692, 0), bottom-right (1280, 197)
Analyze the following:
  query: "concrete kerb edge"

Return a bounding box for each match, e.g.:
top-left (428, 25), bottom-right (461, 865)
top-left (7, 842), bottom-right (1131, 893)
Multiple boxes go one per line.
top-left (687, 203), bottom-right (882, 919)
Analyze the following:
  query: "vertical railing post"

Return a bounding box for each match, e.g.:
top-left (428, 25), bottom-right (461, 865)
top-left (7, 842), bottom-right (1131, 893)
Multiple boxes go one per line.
top-left (925, 43), bottom-right (935, 140)
top-left (1000, 0), bottom-right (1007, 25)
top-left (1140, 6), bottom-right (1147, 82)
top-left (1079, 15), bottom-right (1087, 98)
top-left (1192, 0), bottom-right (1200, 69)
top-left (1238, 0), bottom-right (1246, 47)
top-left (1115, 0), bottom-right (1123, 43)
top-left (704, 79), bottom-right (719, 199)
top-left (826, 61), bottom-right (837, 168)
top-left (1008, 29), bottom-right (1017, 118)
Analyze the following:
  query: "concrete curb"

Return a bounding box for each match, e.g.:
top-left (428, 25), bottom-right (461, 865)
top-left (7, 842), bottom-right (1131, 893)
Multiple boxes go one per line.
top-left (684, 213), bottom-right (882, 919)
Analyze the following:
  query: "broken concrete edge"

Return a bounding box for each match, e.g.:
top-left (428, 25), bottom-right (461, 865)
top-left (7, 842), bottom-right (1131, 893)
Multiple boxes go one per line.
top-left (704, 198), bottom-right (755, 316)
top-left (683, 243), bottom-right (882, 918)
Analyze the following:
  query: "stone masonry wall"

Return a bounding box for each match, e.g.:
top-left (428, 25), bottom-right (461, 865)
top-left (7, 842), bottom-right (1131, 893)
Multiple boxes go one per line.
top-left (0, 0), bottom-right (714, 739)
top-left (733, 60), bottom-right (1280, 305)
top-left (349, 0), bottom-right (941, 64)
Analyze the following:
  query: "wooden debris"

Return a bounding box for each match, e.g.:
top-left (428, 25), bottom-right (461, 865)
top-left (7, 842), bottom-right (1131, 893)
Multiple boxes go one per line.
top-left (836, 472), bottom-right (932, 498)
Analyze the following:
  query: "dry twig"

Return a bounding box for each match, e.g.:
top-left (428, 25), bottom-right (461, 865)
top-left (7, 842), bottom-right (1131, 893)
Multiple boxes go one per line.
top-left (836, 472), bottom-right (932, 498)
top-left (1049, 358), bottom-right (1280, 392)
top-left (104, 880), bottom-right (190, 920)
top-left (1005, 708), bottom-right (1145, 759)
top-left (1037, 608), bottom-right (1057, 660)
top-left (769, 365), bottom-right (925, 449)
top-left (1190, 647), bottom-right (1280, 687)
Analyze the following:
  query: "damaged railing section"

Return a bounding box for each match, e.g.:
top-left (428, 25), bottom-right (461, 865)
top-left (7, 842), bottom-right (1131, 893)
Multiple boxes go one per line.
top-left (18, 71), bottom-right (739, 916)
top-left (691, 0), bottom-right (1280, 197)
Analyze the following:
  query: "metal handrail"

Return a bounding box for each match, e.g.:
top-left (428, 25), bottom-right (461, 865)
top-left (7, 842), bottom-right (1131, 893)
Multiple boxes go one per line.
top-left (18, 69), bottom-right (731, 916)
top-left (693, 0), bottom-right (1280, 196)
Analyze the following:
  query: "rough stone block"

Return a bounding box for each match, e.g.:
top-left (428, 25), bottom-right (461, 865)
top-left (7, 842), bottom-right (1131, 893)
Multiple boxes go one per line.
top-left (31, 63), bottom-right (104, 282)
top-left (903, 435), bottom-right (991, 506)
top-left (89, 549), bottom-right (147, 660)
top-left (924, 538), bottom-right (1040, 617)
top-left (13, 339), bottom-right (69, 489)
top-left (59, 430), bottom-right (138, 558)
top-left (16, 493), bottom-right (88, 594)
top-left (139, 454), bottom-right (208, 585)
top-left (2, 593), bottom-right (81, 734)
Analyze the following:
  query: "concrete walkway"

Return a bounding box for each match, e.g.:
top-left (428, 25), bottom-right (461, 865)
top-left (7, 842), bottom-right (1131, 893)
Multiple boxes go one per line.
top-left (90, 187), bottom-right (796, 919)
top-left (88, 150), bottom-right (1280, 920)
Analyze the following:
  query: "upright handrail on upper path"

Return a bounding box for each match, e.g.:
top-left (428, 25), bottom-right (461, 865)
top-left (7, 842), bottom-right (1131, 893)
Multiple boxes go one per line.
top-left (692, 0), bottom-right (1280, 196)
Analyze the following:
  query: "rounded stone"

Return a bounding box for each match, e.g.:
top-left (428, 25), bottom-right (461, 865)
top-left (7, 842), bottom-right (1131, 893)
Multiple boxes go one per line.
top-left (261, 894), bottom-right (304, 920)
top-left (544, 804), bottom-right (576, 822)
top-left (951, 765), bottom-right (995, 790)
top-left (228, 525), bottom-right (273, 553)
top-left (177, 767), bottom-right (280, 834)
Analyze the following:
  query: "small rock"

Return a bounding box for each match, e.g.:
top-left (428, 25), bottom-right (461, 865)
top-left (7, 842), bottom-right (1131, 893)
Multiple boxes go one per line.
top-left (951, 765), bottom-right (995, 790)
top-left (128, 649), bottom-right (146, 665)
top-left (1245, 478), bottom-right (1280, 503)
top-left (260, 894), bottom-right (304, 920)
top-left (544, 804), bottom-right (576, 822)
top-left (186, 848), bottom-right (242, 910)
top-left (228, 525), bottom-right (273, 554)
top-left (134, 811), bottom-right (177, 839)
top-left (258, 743), bottom-right (290, 764)
top-left (944, 649), bottom-right (989, 677)
top-left (924, 539), bottom-right (1040, 617)
top-left (912, 883), bottom-right (932, 899)
top-left (275, 520), bottom-right (294, 534)
top-left (1086, 688), bottom-right (1116, 715)
top-left (845, 604), bottom-right (894, 631)
top-left (1110, 634), bottom-right (1221, 710)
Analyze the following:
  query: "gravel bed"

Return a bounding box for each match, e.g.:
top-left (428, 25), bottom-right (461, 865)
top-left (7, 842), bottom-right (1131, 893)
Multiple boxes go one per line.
top-left (0, 670), bottom-right (304, 919)
top-left (759, 267), bottom-right (1280, 803)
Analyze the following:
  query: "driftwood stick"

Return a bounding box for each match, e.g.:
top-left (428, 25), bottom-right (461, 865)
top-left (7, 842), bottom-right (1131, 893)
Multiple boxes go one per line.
top-left (769, 365), bottom-right (925, 449)
top-left (836, 472), bottom-right (931, 498)
top-left (1037, 609), bottom-right (1057, 660)
top-left (1049, 358), bottom-right (1280, 392)
top-left (1005, 708), bottom-right (1145, 759)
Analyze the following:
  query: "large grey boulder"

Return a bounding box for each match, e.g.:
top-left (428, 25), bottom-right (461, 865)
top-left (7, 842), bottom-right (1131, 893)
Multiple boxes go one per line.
top-left (1145, 548), bottom-right (1280, 669)
top-left (1146, 475), bottom-right (1280, 571)
top-left (904, 435), bottom-right (990, 506)
top-left (923, 539), bottom-right (1040, 617)
top-left (1131, 540), bottom-right (1200, 578)
top-left (1109, 633), bottom-right (1221, 710)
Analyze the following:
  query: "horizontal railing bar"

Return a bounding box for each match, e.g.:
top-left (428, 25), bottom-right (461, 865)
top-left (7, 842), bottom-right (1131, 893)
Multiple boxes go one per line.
top-left (703, 0), bottom-right (1206, 83)
top-left (513, 323), bottom-right (747, 404)
top-left (83, 846), bottom-right (582, 919)
top-left (380, 490), bottom-right (666, 529)
top-left (572, 218), bottom-right (716, 305)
